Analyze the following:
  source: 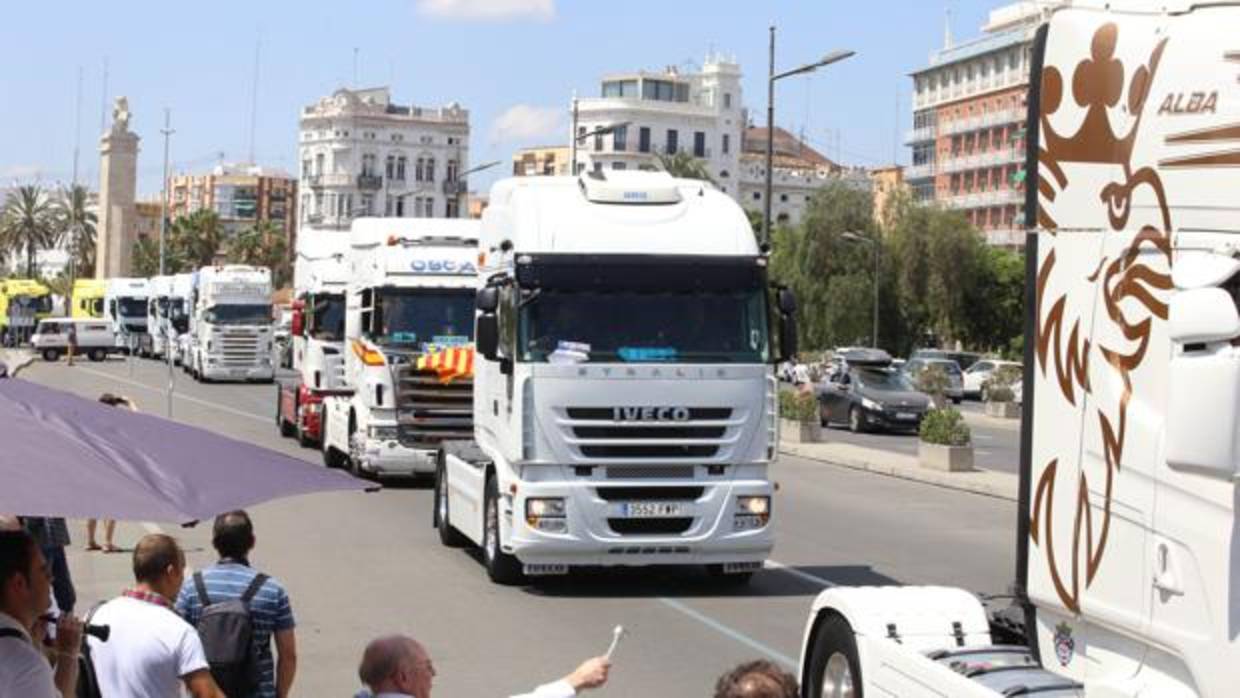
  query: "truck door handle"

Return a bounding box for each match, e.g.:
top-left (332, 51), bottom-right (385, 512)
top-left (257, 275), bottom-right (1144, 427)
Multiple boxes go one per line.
top-left (1153, 541), bottom-right (1184, 596)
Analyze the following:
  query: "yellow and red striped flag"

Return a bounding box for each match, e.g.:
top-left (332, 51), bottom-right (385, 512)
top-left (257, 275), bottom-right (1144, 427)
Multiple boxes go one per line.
top-left (416, 346), bottom-right (475, 384)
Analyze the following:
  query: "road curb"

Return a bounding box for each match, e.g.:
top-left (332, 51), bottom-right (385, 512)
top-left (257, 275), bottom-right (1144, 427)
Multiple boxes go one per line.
top-left (779, 442), bottom-right (1018, 502)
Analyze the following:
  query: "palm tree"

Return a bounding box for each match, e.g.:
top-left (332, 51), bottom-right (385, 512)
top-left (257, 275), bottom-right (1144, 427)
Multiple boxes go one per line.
top-left (229, 220), bottom-right (291, 287)
top-left (0, 185), bottom-right (57, 277)
top-left (53, 184), bottom-right (98, 278)
top-left (656, 152), bottom-right (716, 185)
top-left (131, 237), bottom-right (162, 277)
top-left (171, 209), bottom-right (224, 268)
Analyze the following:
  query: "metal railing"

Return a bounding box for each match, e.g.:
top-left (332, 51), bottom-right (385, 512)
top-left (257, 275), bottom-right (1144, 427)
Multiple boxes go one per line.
top-left (357, 174), bottom-right (383, 190)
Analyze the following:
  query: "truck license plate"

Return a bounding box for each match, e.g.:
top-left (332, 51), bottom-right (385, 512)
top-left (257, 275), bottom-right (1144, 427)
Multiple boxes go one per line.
top-left (620, 502), bottom-right (685, 518)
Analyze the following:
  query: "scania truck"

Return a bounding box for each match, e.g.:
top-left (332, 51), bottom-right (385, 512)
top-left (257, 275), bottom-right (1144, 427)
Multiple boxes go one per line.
top-left (797, 4), bottom-right (1239, 696)
top-left (276, 232), bottom-right (350, 447)
top-left (320, 218), bottom-right (479, 479)
top-left (145, 274), bottom-right (192, 360)
top-left (433, 171), bottom-right (798, 586)
top-left (104, 277), bottom-right (151, 354)
top-left (185, 265), bottom-right (275, 382)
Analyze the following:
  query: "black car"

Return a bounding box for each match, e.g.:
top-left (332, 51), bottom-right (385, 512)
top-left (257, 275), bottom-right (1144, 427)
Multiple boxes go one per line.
top-left (818, 365), bottom-right (932, 433)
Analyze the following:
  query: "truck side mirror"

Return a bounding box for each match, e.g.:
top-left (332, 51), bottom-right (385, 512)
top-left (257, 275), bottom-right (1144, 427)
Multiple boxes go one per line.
top-left (1166, 287), bottom-right (1240, 479)
top-left (476, 287), bottom-right (499, 313)
top-left (476, 313), bottom-right (499, 361)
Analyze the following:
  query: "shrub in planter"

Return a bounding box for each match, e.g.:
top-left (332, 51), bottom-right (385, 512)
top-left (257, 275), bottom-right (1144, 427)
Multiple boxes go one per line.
top-left (918, 407), bottom-right (973, 471)
top-left (779, 388), bottom-right (823, 443)
top-left (981, 365), bottom-right (1022, 418)
top-left (915, 364), bottom-right (951, 408)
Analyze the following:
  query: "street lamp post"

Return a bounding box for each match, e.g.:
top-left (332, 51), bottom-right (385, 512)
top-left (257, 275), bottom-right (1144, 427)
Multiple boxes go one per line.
top-left (568, 106), bottom-right (631, 177)
top-left (842, 231), bottom-right (879, 349)
top-left (159, 108), bottom-right (174, 417)
top-left (763, 26), bottom-right (854, 246)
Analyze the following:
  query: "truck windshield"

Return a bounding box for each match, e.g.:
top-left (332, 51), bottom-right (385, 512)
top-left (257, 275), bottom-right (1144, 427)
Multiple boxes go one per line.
top-left (309, 294), bottom-right (345, 342)
top-left (519, 288), bottom-right (770, 364)
top-left (374, 289), bottom-right (474, 349)
top-left (13, 296), bottom-right (53, 314)
top-left (169, 300), bottom-right (188, 333)
top-left (117, 298), bottom-right (147, 317)
top-left (205, 304), bottom-right (271, 325)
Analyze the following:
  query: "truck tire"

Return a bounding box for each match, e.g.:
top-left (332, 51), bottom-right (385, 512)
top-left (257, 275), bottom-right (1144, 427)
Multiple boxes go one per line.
top-left (483, 475), bottom-right (525, 585)
top-left (805, 614), bottom-right (863, 698)
top-left (296, 417), bottom-right (315, 448)
top-left (434, 457), bottom-right (469, 548)
top-left (88, 348), bottom-right (106, 362)
top-left (42, 348), bottom-right (60, 362)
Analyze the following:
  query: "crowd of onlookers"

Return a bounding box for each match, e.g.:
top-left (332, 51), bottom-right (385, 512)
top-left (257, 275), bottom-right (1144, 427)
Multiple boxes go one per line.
top-left (1, 509), bottom-right (803, 698)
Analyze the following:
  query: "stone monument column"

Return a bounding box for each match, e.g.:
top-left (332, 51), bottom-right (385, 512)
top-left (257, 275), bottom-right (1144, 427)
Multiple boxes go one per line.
top-left (96, 97), bottom-right (140, 278)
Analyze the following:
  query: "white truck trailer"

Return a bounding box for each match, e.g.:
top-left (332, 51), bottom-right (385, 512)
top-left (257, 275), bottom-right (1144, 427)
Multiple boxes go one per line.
top-left (185, 265), bottom-right (275, 383)
top-left (275, 232), bottom-right (350, 447)
top-left (797, 4), bottom-right (1239, 696)
top-left (104, 277), bottom-right (150, 355)
top-left (434, 171), bottom-right (798, 586)
top-left (320, 218), bottom-right (479, 479)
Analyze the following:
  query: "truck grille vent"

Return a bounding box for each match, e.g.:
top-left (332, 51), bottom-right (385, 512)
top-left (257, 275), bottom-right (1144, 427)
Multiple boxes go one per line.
top-left (608, 518), bottom-right (694, 535)
top-left (572, 425), bottom-right (725, 439)
top-left (605, 466), bottom-right (695, 479)
top-left (607, 546), bottom-right (691, 555)
top-left (394, 364), bottom-right (473, 447)
top-left (581, 445), bottom-right (717, 458)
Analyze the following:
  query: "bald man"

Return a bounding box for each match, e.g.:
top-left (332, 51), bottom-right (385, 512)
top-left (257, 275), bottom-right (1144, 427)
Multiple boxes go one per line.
top-left (357, 634), bottom-right (610, 698)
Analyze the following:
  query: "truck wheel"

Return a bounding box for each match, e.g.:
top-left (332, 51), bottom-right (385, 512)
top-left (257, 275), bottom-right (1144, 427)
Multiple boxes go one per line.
top-left (296, 419), bottom-right (315, 448)
top-left (88, 348), bottom-right (106, 362)
top-left (705, 565), bottom-right (753, 587)
top-left (483, 475), bottom-right (525, 585)
top-left (848, 406), bottom-right (866, 434)
top-left (434, 458), bottom-right (469, 548)
top-left (806, 614), bottom-right (863, 698)
top-left (278, 388), bottom-right (295, 438)
top-left (42, 348), bottom-right (61, 362)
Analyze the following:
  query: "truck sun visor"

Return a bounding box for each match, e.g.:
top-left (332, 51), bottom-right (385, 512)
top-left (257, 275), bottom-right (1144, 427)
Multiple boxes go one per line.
top-left (514, 254), bottom-right (766, 292)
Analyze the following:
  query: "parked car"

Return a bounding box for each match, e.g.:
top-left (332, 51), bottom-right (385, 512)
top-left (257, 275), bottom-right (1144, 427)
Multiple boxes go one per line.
top-left (902, 357), bottom-right (965, 404)
top-left (962, 359), bottom-right (1022, 400)
top-left (31, 318), bottom-right (116, 362)
top-left (818, 351), bottom-right (932, 433)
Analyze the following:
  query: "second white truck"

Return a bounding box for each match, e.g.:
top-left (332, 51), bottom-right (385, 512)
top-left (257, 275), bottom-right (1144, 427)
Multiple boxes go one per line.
top-left (105, 277), bottom-right (151, 355)
top-left (185, 265), bottom-right (275, 383)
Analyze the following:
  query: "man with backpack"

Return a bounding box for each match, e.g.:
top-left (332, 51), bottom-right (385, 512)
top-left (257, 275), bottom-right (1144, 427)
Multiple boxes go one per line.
top-left (176, 510), bottom-right (298, 698)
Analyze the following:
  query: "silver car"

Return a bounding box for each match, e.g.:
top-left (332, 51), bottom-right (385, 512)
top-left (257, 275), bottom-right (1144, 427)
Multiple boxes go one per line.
top-left (902, 357), bottom-right (965, 404)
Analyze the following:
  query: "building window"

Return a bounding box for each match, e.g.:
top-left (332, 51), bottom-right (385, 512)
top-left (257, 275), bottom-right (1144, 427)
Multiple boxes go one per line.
top-left (594, 130), bottom-right (603, 152)
top-left (639, 127), bottom-right (651, 153)
top-left (426, 158), bottom-right (436, 182)
top-left (693, 131), bottom-right (706, 158)
top-left (752, 191), bottom-right (760, 201)
top-left (396, 156), bottom-right (407, 181)
top-left (361, 154), bottom-right (376, 176)
top-left (780, 193), bottom-right (788, 203)
top-left (722, 134), bottom-right (730, 155)
top-left (360, 194), bottom-right (373, 215)
top-left (446, 198), bottom-right (459, 218)
top-left (612, 162), bottom-right (626, 170)
top-left (592, 161), bottom-right (603, 174)
top-left (386, 155), bottom-right (396, 179)
top-left (723, 92), bottom-right (732, 109)
top-left (446, 159), bottom-right (459, 182)
top-left (666, 129), bottom-right (678, 155)
top-left (415, 158), bottom-right (425, 182)
top-left (314, 153), bottom-right (324, 175)
top-left (395, 195), bottom-right (406, 217)
top-left (613, 126), bottom-right (627, 152)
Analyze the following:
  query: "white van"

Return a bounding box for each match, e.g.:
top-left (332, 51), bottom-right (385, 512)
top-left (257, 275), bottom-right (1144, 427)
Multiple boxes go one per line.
top-left (31, 318), bottom-right (117, 362)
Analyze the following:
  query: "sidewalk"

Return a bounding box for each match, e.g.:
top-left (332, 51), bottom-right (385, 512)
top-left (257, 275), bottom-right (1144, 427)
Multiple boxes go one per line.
top-left (780, 439), bottom-right (1019, 501)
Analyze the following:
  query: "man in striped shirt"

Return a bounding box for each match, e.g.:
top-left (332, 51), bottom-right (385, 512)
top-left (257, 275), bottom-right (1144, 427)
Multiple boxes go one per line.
top-left (176, 511), bottom-right (298, 698)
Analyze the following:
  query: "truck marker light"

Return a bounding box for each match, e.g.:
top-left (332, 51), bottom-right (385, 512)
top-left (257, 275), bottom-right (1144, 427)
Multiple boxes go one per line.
top-left (351, 340), bottom-right (385, 366)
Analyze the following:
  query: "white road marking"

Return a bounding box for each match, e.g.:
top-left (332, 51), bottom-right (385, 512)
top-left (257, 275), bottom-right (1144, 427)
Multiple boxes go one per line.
top-left (973, 434), bottom-right (994, 441)
top-left (764, 559), bottom-right (837, 588)
top-left (75, 367), bottom-right (270, 423)
top-left (657, 597), bottom-right (799, 668)
top-left (977, 449), bottom-right (994, 456)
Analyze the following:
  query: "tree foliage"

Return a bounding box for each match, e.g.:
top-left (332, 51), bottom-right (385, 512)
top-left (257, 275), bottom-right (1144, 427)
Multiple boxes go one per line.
top-left (657, 152), bottom-right (715, 184)
top-left (0, 185), bottom-right (56, 277)
top-left (131, 209), bottom-right (291, 286)
top-left (52, 184), bottom-right (98, 278)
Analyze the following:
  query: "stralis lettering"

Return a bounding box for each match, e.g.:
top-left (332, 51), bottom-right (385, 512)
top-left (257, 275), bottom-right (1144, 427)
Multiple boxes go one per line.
top-left (612, 406), bottom-right (691, 422)
top-left (1158, 91), bottom-right (1219, 115)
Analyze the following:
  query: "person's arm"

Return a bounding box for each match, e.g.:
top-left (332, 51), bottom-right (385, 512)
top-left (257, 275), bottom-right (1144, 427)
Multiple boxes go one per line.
top-left (51, 614), bottom-right (83, 698)
top-left (183, 669), bottom-right (227, 698)
top-left (509, 656), bottom-right (610, 698)
top-left (274, 628), bottom-right (298, 698)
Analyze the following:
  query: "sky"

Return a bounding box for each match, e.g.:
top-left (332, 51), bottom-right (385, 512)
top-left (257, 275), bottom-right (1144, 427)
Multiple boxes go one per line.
top-left (0, 0), bottom-right (1008, 198)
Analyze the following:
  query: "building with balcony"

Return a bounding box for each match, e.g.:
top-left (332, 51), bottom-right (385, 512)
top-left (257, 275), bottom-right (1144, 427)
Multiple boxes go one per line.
top-left (167, 163), bottom-right (297, 248)
top-left (512, 146), bottom-right (571, 177)
top-left (298, 87), bottom-right (470, 231)
top-left (736, 126), bottom-right (852, 226)
top-left (907, 1), bottom-right (1065, 245)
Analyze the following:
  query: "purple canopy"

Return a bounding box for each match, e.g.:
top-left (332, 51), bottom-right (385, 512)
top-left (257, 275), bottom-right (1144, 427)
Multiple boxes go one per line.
top-left (0, 377), bottom-right (375, 524)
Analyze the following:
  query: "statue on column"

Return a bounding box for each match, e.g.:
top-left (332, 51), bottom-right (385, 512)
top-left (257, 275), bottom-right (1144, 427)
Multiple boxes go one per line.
top-left (111, 96), bottom-right (131, 134)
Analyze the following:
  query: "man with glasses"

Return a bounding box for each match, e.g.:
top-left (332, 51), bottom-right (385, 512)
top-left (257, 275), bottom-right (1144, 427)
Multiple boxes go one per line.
top-left (356, 634), bottom-right (610, 697)
top-left (0, 529), bottom-right (84, 698)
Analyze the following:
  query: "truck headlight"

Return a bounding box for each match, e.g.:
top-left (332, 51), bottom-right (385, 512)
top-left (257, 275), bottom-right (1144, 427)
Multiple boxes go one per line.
top-left (526, 497), bottom-right (567, 533)
top-left (734, 496), bottom-right (771, 531)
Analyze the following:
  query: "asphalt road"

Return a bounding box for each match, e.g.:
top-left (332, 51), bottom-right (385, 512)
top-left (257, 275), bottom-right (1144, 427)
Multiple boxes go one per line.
top-left (21, 356), bottom-right (1017, 696)
top-left (823, 400), bottom-right (1022, 475)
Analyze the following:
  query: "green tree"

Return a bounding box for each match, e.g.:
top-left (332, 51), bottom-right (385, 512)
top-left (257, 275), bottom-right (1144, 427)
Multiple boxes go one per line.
top-left (228, 220), bottom-right (291, 287)
top-left (53, 184), bottom-right (98, 278)
top-left (657, 152), bottom-right (715, 184)
top-left (131, 237), bottom-right (163, 277)
top-left (169, 209), bottom-right (224, 269)
top-left (0, 185), bottom-right (56, 277)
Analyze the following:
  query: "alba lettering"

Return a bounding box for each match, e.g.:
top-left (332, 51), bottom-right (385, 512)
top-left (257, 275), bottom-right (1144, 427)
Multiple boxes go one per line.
top-left (1158, 91), bottom-right (1219, 115)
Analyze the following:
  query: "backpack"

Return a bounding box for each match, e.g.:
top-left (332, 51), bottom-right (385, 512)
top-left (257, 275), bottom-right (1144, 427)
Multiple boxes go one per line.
top-left (192, 571), bottom-right (269, 697)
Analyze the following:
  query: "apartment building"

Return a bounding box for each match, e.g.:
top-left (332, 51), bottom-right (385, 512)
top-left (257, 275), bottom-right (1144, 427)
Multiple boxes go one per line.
top-left (298, 87), bottom-right (470, 231)
top-left (907, 2), bottom-right (1064, 246)
top-left (512, 146), bottom-right (571, 177)
top-left (167, 164), bottom-right (297, 247)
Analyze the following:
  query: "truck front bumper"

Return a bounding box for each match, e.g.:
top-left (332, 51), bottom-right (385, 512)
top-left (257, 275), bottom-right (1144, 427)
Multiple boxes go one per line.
top-left (505, 473), bottom-right (774, 569)
top-left (354, 438), bottom-right (438, 478)
top-left (201, 363), bottom-right (274, 381)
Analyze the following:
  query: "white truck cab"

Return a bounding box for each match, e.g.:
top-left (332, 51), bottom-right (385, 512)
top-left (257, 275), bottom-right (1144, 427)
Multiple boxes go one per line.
top-left (186, 265), bottom-right (275, 383)
top-left (435, 171), bottom-right (797, 585)
top-left (320, 218), bottom-right (479, 479)
top-left (104, 277), bottom-right (150, 354)
top-left (797, 4), bottom-right (1240, 697)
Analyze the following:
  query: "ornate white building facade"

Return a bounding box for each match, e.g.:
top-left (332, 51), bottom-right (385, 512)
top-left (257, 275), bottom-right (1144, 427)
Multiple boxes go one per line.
top-left (297, 87), bottom-right (470, 230)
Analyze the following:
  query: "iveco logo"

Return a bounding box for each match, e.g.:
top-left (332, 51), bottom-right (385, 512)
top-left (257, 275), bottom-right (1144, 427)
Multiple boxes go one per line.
top-left (612, 406), bottom-right (691, 422)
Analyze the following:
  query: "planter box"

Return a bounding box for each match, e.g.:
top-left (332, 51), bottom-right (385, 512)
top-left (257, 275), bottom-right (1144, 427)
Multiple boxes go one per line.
top-left (984, 401), bottom-right (1021, 419)
top-left (781, 418), bottom-right (823, 443)
top-left (919, 441), bottom-right (974, 472)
